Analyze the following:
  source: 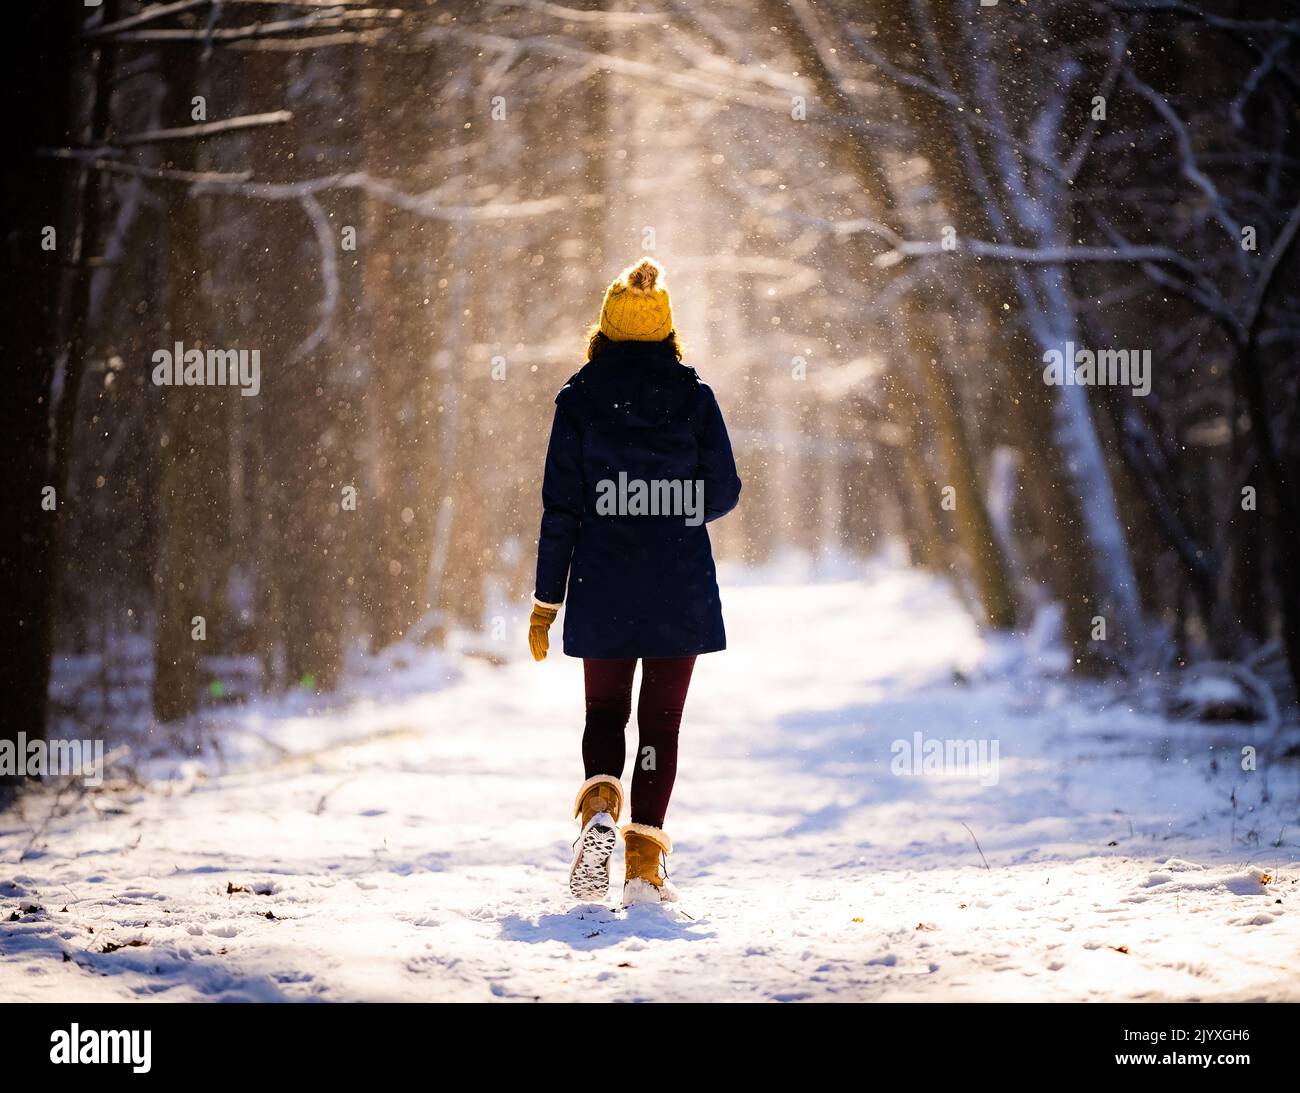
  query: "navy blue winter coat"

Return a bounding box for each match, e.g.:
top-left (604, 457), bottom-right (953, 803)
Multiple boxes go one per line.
top-left (533, 339), bottom-right (742, 659)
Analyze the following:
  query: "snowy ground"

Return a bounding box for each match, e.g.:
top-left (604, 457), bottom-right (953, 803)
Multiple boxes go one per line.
top-left (3, 561), bottom-right (1298, 1002)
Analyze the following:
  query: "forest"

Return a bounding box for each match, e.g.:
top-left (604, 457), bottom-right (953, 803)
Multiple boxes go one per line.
top-left (4, 0), bottom-right (1299, 777)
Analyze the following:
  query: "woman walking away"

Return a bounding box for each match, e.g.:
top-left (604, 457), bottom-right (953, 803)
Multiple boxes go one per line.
top-left (528, 256), bottom-right (742, 906)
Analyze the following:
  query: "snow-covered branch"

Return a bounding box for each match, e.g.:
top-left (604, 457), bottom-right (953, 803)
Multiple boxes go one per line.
top-left (116, 110), bottom-right (293, 146)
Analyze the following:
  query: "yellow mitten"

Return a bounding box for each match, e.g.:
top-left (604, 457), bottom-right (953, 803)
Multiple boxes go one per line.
top-left (528, 602), bottom-right (559, 661)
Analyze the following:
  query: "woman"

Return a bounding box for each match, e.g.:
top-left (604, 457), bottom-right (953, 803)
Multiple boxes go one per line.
top-left (528, 257), bottom-right (742, 906)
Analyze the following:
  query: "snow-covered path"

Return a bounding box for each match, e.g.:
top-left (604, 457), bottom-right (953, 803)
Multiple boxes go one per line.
top-left (3, 564), bottom-right (1297, 1001)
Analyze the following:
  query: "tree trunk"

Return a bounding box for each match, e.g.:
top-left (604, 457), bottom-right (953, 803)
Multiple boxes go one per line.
top-left (0, 3), bottom-right (81, 795)
top-left (152, 55), bottom-right (231, 722)
top-left (1233, 338), bottom-right (1300, 697)
top-left (908, 299), bottom-right (1017, 628)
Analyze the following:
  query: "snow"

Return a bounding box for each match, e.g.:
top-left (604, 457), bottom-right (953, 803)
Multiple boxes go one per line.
top-left (3, 560), bottom-right (1297, 1002)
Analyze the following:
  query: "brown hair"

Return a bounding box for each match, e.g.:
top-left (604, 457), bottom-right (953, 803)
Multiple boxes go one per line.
top-left (586, 326), bottom-right (684, 362)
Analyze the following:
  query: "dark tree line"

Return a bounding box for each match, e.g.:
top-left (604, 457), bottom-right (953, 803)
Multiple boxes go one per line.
top-left (4, 0), bottom-right (1297, 796)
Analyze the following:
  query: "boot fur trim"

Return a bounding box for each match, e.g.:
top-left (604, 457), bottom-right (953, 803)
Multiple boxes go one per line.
top-left (621, 822), bottom-right (672, 854)
top-left (573, 774), bottom-right (623, 820)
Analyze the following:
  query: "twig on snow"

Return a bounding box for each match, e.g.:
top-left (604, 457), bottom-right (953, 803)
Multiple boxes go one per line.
top-left (960, 822), bottom-right (991, 871)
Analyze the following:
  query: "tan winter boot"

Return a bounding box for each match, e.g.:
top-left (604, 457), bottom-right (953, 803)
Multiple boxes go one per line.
top-left (568, 775), bottom-right (623, 900)
top-left (621, 823), bottom-right (678, 906)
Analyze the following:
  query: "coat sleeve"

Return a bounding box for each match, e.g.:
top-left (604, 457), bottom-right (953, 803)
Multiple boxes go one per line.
top-left (697, 383), bottom-right (742, 523)
top-left (534, 397), bottom-right (585, 604)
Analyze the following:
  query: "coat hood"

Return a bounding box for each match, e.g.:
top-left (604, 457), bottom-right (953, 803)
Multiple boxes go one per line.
top-left (558, 341), bottom-right (699, 428)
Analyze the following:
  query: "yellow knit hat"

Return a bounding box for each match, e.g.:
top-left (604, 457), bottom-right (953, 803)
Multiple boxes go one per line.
top-left (598, 257), bottom-right (674, 342)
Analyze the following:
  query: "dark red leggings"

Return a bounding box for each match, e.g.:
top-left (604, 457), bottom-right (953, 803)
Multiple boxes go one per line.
top-left (582, 656), bottom-right (696, 828)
